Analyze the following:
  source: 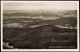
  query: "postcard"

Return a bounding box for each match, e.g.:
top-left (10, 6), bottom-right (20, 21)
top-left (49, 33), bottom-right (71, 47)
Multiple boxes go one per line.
top-left (1, 1), bottom-right (79, 51)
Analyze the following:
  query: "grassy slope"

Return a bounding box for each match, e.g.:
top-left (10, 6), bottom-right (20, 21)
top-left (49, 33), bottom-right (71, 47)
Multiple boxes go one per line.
top-left (3, 25), bottom-right (77, 49)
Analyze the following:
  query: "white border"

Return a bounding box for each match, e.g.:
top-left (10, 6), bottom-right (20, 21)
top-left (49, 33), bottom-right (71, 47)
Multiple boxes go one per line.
top-left (1, 1), bottom-right (79, 51)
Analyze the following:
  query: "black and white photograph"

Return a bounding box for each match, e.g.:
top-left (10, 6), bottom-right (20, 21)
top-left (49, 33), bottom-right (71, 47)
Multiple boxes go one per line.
top-left (1, 1), bottom-right (79, 51)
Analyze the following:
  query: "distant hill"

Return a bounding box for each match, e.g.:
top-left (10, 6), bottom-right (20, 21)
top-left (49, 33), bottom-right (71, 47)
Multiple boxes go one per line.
top-left (3, 10), bottom-right (77, 19)
top-left (53, 18), bottom-right (77, 26)
top-left (3, 25), bottom-right (77, 49)
top-left (33, 17), bottom-right (77, 28)
top-left (3, 10), bottom-right (77, 29)
top-left (3, 17), bottom-right (77, 29)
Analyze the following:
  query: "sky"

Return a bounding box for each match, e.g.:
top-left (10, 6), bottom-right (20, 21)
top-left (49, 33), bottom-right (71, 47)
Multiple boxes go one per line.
top-left (3, 1), bottom-right (78, 10)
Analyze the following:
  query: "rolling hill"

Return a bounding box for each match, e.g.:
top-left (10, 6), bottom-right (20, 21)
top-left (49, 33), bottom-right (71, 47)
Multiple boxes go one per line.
top-left (3, 25), bottom-right (77, 49)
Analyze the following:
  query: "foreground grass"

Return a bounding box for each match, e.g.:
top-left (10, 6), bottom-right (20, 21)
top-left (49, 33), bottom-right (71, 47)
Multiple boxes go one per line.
top-left (3, 25), bottom-right (77, 49)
